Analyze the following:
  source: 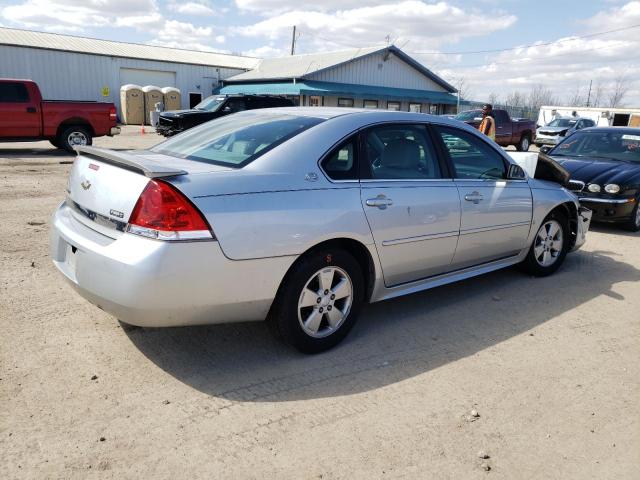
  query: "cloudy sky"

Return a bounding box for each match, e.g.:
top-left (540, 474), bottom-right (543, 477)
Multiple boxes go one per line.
top-left (1, 0), bottom-right (639, 105)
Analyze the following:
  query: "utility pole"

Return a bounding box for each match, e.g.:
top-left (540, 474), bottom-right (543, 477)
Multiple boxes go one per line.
top-left (291, 25), bottom-right (297, 56)
top-left (586, 79), bottom-right (592, 107)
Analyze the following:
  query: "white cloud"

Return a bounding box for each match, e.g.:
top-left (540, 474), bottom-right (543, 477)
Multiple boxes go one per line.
top-left (168, 1), bottom-right (216, 16)
top-left (242, 44), bottom-right (288, 57)
top-left (149, 19), bottom-right (227, 52)
top-left (1, 0), bottom-right (161, 30)
top-left (236, 1), bottom-right (516, 52)
top-left (235, 0), bottom-right (389, 14)
top-left (437, 1), bottom-right (640, 106)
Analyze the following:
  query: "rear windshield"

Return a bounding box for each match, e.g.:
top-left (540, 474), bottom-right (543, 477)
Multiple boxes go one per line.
top-left (151, 112), bottom-right (324, 168)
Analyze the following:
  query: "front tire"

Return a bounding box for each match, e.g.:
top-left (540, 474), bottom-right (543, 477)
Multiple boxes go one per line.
top-left (269, 249), bottom-right (365, 353)
top-left (623, 200), bottom-right (640, 232)
top-left (520, 210), bottom-right (569, 276)
top-left (58, 126), bottom-right (92, 153)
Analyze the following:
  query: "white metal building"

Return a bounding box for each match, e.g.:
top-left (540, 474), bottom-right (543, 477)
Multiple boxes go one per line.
top-left (0, 27), bottom-right (258, 117)
top-left (220, 46), bottom-right (458, 114)
top-left (0, 28), bottom-right (458, 118)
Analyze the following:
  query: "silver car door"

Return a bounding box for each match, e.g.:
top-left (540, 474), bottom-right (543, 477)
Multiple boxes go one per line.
top-left (359, 123), bottom-right (460, 287)
top-left (433, 125), bottom-right (533, 268)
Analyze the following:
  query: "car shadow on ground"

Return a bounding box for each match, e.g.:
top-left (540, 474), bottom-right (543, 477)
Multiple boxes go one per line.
top-left (590, 223), bottom-right (639, 238)
top-left (126, 249), bottom-right (639, 403)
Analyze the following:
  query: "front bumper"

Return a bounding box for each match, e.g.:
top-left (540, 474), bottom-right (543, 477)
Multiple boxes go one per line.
top-left (572, 206), bottom-right (592, 251)
top-left (50, 202), bottom-right (295, 327)
top-left (576, 196), bottom-right (637, 223)
top-left (109, 127), bottom-right (121, 136)
top-left (535, 134), bottom-right (561, 146)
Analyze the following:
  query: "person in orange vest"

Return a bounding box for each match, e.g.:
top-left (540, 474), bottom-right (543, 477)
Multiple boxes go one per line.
top-left (478, 103), bottom-right (496, 141)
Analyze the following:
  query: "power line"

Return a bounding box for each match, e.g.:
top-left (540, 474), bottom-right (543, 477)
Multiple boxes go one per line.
top-left (406, 23), bottom-right (640, 55)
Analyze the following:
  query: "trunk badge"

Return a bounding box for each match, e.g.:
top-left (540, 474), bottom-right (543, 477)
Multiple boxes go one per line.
top-left (89, 163), bottom-right (100, 171)
top-left (81, 180), bottom-right (92, 190)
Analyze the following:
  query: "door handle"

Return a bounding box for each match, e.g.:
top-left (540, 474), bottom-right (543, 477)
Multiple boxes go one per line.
top-left (26, 107), bottom-right (36, 113)
top-left (464, 191), bottom-right (483, 204)
top-left (366, 195), bottom-right (393, 209)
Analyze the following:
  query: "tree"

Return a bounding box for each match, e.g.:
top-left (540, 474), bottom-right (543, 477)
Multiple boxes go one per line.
top-left (528, 84), bottom-right (557, 110)
top-left (504, 91), bottom-right (526, 108)
top-left (487, 92), bottom-right (500, 106)
top-left (565, 84), bottom-right (585, 107)
top-left (608, 75), bottom-right (629, 108)
top-left (451, 76), bottom-right (472, 101)
top-left (588, 81), bottom-right (605, 108)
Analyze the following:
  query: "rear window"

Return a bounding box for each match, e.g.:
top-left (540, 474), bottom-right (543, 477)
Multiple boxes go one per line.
top-left (151, 112), bottom-right (324, 168)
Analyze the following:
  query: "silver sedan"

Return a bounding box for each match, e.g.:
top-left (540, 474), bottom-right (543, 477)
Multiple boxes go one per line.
top-left (50, 108), bottom-right (591, 353)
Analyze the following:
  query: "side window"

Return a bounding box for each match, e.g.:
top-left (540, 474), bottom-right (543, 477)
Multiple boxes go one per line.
top-left (435, 126), bottom-right (507, 180)
top-left (321, 139), bottom-right (357, 180)
top-left (364, 124), bottom-right (442, 180)
top-left (494, 110), bottom-right (509, 126)
top-left (0, 82), bottom-right (29, 103)
top-left (226, 98), bottom-right (247, 112)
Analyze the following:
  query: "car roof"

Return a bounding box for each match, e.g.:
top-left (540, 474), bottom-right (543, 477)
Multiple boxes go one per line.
top-left (245, 106), bottom-right (459, 122)
top-left (581, 126), bottom-right (640, 134)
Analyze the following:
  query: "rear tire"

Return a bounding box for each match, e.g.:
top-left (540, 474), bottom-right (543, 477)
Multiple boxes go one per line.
top-left (520, 210), bottom-right (569, 277)
top-left (58, 126), bottom-right (92, 153)
top-left (516, 134), bottom-right (531, 152)
top-left (269, 248), bottom-right (365, 354)
top-left (622, 200), bottom-right (640, 232)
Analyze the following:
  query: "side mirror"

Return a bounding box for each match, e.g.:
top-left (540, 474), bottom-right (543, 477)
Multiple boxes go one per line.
top-left (539, 145), bottom-right (552, 154)
top-left (507, 164), bottom-right (527, 180)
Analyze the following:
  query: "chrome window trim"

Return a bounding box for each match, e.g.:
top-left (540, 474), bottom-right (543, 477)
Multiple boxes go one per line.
top-left (360, 178), bottom-right (454, 184)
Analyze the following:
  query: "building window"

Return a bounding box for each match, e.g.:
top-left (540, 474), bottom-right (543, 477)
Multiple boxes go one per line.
top-left (309, 96), bottom-right (322, 107)
top-left (409, 103), bottom-right (421, 113)
top-left (430, 104), bottom-right (439, 115)
top-left (387, 101), bottom-right (401, 111)
top-left (338, 98), bottom-right (354, 108)
top-left (363, 99), bottom-right (378, 109)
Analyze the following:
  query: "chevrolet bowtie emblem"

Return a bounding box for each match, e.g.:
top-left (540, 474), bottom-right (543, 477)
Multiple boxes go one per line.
top-left (81, 180), bottom-right (91, 190)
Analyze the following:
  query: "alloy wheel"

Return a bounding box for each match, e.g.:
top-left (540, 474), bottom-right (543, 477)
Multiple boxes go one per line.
top-left (297, 266), bottom-right (353, 338)
top-left (533, 220), bottom-right (564, 267)
top-left (68, 131), bottom-right (88, 146)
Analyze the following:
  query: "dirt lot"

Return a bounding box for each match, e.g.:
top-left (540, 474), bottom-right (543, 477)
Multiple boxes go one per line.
top-left (1, 127), bottom-right (639, 479)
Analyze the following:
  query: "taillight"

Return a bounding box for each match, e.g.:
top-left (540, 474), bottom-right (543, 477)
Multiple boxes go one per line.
top-left (127, 180), bottom-right (214, 241)
top-left (109, 106), bottom-right (117, 121)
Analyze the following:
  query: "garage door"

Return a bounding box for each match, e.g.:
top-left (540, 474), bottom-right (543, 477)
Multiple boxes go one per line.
top-left (119, 68), bottom-right (176, 88)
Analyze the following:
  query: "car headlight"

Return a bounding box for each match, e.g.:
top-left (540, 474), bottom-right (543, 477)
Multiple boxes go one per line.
top-left (604, 183), bottom-right (620, 194)
top-left (587, 184), bottom-right (601, 193)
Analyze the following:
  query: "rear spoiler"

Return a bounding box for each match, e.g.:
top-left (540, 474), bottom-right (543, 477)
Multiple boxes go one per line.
top-left (75, 146), bottom-right (187, 178)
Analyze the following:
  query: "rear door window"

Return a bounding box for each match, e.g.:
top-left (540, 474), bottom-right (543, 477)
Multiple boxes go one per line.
top-left (363, 124), bottom-right (443, 180)
top-left (0, 82), bottom-right (29, 103)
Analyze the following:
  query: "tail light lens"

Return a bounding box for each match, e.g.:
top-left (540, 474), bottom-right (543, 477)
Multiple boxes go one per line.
top-left (109, 106), bottom-right (117, 121)
top-left (127, 180), bottom-right (214, 241)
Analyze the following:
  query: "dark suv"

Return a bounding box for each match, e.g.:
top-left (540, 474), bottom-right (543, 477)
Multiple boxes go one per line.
top-left (156, 94), bottom-right (295, 137)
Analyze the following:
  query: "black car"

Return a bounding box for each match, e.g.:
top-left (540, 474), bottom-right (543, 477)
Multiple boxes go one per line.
top-left (156, 94), bottom-right (295, 137)
top-left (546, 127), bottom-right (640, 231)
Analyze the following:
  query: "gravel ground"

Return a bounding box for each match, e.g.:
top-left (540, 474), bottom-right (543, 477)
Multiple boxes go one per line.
top-left (1, 128), bottom-right (639, 479)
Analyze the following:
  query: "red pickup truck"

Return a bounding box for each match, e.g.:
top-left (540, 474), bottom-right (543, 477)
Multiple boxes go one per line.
top-left (0, 79), bottom-right (120, 152)
top-left (454, 109), bottom-right (536, 151)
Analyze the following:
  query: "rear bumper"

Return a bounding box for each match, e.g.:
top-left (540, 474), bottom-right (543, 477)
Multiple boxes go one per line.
top-left (50, 202), bottom-right (295, 327)
top-left (577, 196), bottom-right (637, 223)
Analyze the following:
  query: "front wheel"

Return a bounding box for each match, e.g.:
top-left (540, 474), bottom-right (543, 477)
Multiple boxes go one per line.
top-left (623, 200), bottom-right (640, 232)
top-left (520, 211), bottom-right (569, 276)
top-left (58, 126), bottom-right (92, 153)
top-left (269, 249), bottom-right (364, 353)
